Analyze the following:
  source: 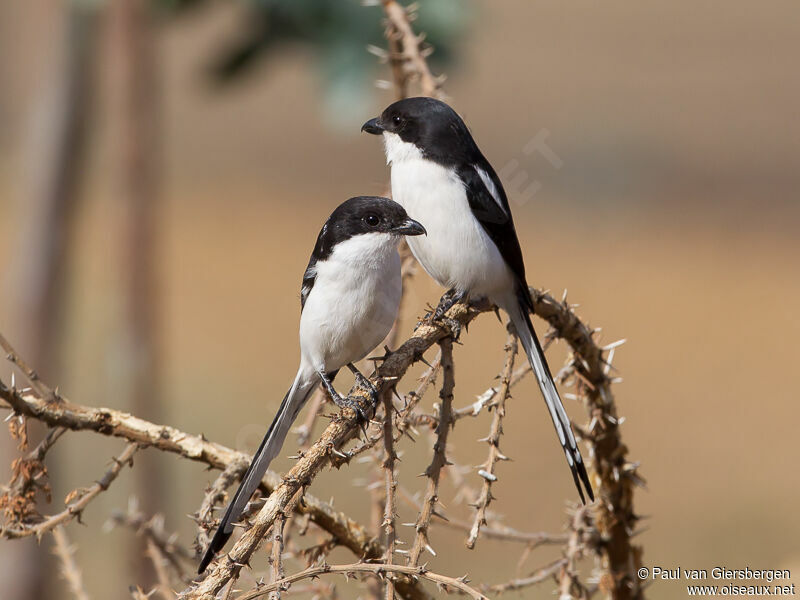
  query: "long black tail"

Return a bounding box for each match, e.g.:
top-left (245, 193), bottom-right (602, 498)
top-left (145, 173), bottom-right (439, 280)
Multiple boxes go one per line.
top-left (504, 289), bottom-right (594, 504)
top-left (198, 369), bottom-right (317, 573)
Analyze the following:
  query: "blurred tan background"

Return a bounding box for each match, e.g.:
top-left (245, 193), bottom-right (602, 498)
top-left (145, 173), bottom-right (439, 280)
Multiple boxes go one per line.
top-left (1, 1), bottom-right (799, 599)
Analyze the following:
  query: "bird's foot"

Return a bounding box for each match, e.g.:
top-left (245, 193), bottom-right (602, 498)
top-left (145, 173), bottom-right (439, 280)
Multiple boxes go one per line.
top-left (441, 316), bottom-right (462, 340)
top-left (428, 289), bottom-right (467, 339)
top-left (432, 289), bottom-right (461, 321)
top-left (351, 371), bottom-right (378, 398)
top-left (331, 392), bottom-right (371, 436)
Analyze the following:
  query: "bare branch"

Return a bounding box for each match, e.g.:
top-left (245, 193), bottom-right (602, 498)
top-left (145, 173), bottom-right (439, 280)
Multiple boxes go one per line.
top-left (1, 281), bottom-right (642, 599)
top-left (380, 390), bottom-right (398, 600)
top-left (381, 1), bottom-right (446, 99)
top-left (486, 557), bottom-right (567, 595)
top-left (109, 506), bottom-right (194, 584)
top-left (233, 562), bottom-right (488, 600)
top-left (408, 338), bottom-right (454, 566)
top-left (1, 443), bottom-right (137, 540)
top-left (52, 526), bottom-right (91, 600)
top-left (268, 513), bottom-right (287, 600)
top-left (558, 507), bottom-right (593, 600)
top-left (184, 301), bottom-right (483, 598)
top-left (467, 330), bottom-right (518, 549)
top-left (0, 331), bottom-right (60, 403)
top-left (344, 350), bottom-right (442, 462)
top-left (193, 457), bottom-right (249, 555)
top-left (147, 538), bottom-right (176, 600)
top-left (452, 364), bottom-right (530, 422)
top-left (528, 287), bottom-right (644, 599)
top-left (0, 377), bottom-right (390, 571)
top-left (396, 484), bottom-right (567, 547)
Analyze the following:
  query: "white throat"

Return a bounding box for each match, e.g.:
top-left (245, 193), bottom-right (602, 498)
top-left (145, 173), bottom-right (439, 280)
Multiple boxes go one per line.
top-left (382, 132), bottom-right (423, 166)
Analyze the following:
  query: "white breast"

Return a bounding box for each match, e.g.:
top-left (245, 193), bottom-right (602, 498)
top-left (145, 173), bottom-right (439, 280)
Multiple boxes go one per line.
top-left (299, 233), bottom-right (402, 373)
top-left (385, 134), bottom-right (512, 298)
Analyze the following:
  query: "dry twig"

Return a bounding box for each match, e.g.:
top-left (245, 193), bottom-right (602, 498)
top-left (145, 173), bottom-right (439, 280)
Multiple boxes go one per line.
top-left (528, 288), bottom-right (644, 600)
top-left (109, 506), bottom-right (194, 584)
top-left (467, 331), bottom-right (518, 549)
top-left (194, 457), bottom-right (249, 555)
top-left (268, 513), bottom-right (287, 600)
top-left (380, 390), bottom-right (398, 600)
top-left (52, 526), bottom-right (91, 600)
top-left (0, 378), bottom-right (389, 572)
top-left (233, 562), bottom-right (487, 600)
top-left (182, 300), bottom-right (485, 599)
top-left (380, 1), bottom-right (446, 99)
top-left (487, 557), bottom-right (567, 595)
top-left (408, 338), bottom-right (454, 566)
top-left (1, 443), bottom-right (137, 539)
top-left (1, 284), bottom-right (640, 599)
top-left (558, 507), bottom-right (594, 600)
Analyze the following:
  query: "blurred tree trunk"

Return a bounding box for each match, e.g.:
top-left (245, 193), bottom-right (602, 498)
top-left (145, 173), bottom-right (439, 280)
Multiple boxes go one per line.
top-left (0, 3), bottom-right (99, 599)
top-left (111, 0), bottom-right (166, 589)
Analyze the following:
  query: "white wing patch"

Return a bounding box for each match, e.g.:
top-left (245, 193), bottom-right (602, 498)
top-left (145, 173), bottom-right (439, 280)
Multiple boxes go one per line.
top-left (474, 165), bottom-right (507, 216)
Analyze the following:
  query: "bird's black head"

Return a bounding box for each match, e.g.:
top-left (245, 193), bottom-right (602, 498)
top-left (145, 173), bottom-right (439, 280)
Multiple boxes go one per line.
top-left (311, 196), bottom-right (425, 262)
top-left (329, 196), bottom-right (426, 238)
top-left (361, 97), bottom-right (477, 166)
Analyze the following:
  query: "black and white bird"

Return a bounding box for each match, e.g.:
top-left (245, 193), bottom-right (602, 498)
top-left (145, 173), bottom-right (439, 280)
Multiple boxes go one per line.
top-left (362, 97), bottom-right (594, 503)
top-left (199, 196), bottom-right (426, 572)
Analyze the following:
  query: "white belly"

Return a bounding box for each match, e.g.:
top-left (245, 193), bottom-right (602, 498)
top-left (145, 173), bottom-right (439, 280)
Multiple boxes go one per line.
top-left (391, 158), bottom-right (513, 297)
top-left (299, 234), bottom-right (402, 373)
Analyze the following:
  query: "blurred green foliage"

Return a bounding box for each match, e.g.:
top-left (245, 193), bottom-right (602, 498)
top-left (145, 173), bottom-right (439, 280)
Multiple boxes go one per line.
top-left (157, 0), bottom-right (472, 122)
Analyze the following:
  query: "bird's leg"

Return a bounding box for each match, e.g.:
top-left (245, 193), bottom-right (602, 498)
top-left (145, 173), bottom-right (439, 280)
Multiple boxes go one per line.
top-left (346, 363), bottom-right (380, 407)
top-left (347, 364), bottom-right (380, 439)
top-left (431, 289), bottom-right (468, 339)
top-left (318, 369), bottom-right (370, 434)
top-left (431, 288), bottom-right (457, 320)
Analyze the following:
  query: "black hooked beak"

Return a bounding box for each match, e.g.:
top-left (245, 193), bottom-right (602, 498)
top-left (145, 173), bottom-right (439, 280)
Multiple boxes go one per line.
top-left (361, 117), bottom-right (384, 135)
top-left (392, 217), bottom-right (426, 237)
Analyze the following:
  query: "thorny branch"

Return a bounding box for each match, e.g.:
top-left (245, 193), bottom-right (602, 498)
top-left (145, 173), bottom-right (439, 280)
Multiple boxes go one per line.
top-left (380, 389), bottom-right (398, 600)
top-left (1, 4), bottom-right (644, 599)
top-left (486, 557), bottom-right (567, 595)
top-left (52, 526), bottom-right (91, 600)
top-left (467, 330), bottom-right (518, 549)
top-left (396, 483), bottom-right (567, 547)
top-left (408, 338), bottom-right (454, 566)
top-left (193, 457), bottom-right (249, 556)
top-left (377, 1), bottom-right (446, 100)
top-left (234, 562), bottom-right (488, 600)
top-left (1, 442), bottom-right (137, 540)
top-left (109, 505), bottom-right (195, 584)
top-left (181, 300), bottom-right (488, 599)
top-left (558, 507), bottom-right (594, 600)
top-left (528, 288), bottom-right (644, 600)
top-left (1, 283), bottom-right (641, 599)
top-left (268, 513), bottom-right (287, 600)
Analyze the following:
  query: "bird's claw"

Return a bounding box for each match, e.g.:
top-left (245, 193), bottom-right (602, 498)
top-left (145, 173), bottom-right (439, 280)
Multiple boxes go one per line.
top-left (441, 316), bottom-right (462, 340)
top-left (332, 394), bottom-right (370, 436)
top-left (421, 290), bottom-right (466, 339)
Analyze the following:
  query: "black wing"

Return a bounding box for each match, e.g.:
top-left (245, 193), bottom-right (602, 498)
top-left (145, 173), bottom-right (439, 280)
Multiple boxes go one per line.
top-left (456, 160), bottom-right (530, 300)
top-left (300, 262), bottom-right (316, 310)
top-left (300, 221), bottom-right (336, 310)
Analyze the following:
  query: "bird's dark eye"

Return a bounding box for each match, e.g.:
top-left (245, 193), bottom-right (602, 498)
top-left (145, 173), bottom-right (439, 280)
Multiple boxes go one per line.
top-left (392, 115), bottom-right (403, 127)
top-left (364, 214), bottom-right (380, 227)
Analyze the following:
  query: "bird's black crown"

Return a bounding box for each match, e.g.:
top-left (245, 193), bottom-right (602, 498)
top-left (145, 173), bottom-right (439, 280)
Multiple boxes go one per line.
top-left (362, 97), bottom-right (479, 166)
top-left (311, 196), bottom-right (425, 263)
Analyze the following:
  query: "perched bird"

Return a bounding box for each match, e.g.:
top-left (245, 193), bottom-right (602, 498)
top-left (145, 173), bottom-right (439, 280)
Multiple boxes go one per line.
top-left (362, 98), bottom-right (594, 503)
top-left (199, 196), bottom-right (426, 572)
